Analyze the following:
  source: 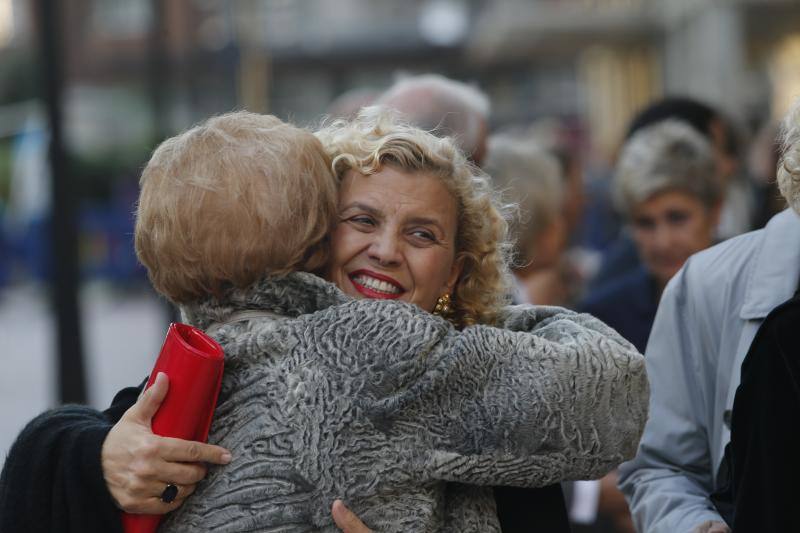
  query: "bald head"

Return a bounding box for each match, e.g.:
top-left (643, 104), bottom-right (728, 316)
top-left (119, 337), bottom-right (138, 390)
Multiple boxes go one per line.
top-left (377, 74), bottom-right (490, 165)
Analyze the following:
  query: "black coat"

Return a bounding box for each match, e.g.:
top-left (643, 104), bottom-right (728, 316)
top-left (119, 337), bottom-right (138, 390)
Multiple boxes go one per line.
top-left (0, 385), bottom-right (141, 533)
top-left (716, 293), bottom-right (800, 531)
top-left (495, 484), bottom-right (570, 533)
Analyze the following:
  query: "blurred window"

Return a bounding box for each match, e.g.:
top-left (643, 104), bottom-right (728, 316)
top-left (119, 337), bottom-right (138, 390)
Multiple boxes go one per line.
top-left (0, 0), bottom-right (13, 48)
top-left (90, 0), bottom-right (151, 39)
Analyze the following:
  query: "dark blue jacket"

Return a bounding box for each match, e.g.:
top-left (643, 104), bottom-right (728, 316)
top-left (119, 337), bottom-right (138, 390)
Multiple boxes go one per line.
top-left (580, 266), bottom-right (659, 354)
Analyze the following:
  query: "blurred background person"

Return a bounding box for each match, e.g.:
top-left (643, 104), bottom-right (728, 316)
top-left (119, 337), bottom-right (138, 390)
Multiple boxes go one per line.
top-left (376, 73), bottom-right (490, 165)
top-left (588, 97), bottom-right (743, 293)
top-left (512, 119), bottom-right (588, 240)
top-left (552, 139), bottom-right (587, 244)
top-left (572, 119), bottom-right (722, 533)
top-left (325, 87), bottom-right (380, 120)
top-left (582, 120), bottom-right (722, 353)
top-left (747, 120), bottom-right (785, 229)
top-left (626, 98), bottom-right (745, 239)
top-left (493, 118), bottom-right (594, 298)
top-left (484, 133), bottom-right (572, 306)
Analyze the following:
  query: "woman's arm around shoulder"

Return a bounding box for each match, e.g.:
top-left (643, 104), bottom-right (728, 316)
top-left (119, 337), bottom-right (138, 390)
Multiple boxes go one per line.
top-left (418, 304), bottom-right (648, 487)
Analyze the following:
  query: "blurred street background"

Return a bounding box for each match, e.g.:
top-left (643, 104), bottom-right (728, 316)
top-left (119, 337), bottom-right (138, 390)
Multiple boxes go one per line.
top-left (1, 0), bottom-right (800, 473)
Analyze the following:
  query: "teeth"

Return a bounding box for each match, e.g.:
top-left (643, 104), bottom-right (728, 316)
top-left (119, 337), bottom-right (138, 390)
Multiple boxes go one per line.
top-left (354, 275), bottom-right (401, 294)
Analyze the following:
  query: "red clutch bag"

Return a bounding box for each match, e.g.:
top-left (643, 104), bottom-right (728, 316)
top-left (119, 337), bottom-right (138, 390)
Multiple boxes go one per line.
top-left (121, 322), bottom-right (225, 533)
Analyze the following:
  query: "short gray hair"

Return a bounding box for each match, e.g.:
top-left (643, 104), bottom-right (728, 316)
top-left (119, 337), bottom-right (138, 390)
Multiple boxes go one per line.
top-left (484, 134), bottom-right (563, 264)
top-left (376, 74), bottom-right (489, 160)
top-left (778, 98), bottom-right (800, 215)
top-left (614, 120), bottom-right (721, 216)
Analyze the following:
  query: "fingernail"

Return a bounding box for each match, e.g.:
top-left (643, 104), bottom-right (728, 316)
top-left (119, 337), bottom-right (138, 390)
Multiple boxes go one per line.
top-left (221, 452), bottom-right (232, 464)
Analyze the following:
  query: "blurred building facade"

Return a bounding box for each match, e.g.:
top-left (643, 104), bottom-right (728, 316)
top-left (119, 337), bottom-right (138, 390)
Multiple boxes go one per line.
top-left (0, 0), bottom-right (798, 286)
top-left (2, 0), bottom-right (799, 156)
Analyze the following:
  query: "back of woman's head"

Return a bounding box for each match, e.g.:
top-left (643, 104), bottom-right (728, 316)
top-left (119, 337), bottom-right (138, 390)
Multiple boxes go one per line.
top-left (484, 134), bottom-right (564, 266)
top-left (316, 107), bottom-right (511, 326)
top-left (614, 119), bottom-right (721, 217)
top-left (135, 111), bottom-right (337, 304)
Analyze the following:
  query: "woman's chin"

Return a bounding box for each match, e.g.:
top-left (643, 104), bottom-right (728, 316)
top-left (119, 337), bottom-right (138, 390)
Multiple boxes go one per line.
top-left (653, 266), bottom-right (682, 287)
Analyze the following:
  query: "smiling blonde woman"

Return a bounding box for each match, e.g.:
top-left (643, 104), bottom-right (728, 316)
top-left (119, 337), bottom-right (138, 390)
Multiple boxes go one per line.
top-left (317, 107), bottom-right (510, 328)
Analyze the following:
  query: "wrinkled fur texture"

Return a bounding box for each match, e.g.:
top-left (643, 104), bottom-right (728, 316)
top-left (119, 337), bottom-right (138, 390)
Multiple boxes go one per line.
top-left (162, 273), bottom-right (648, 532)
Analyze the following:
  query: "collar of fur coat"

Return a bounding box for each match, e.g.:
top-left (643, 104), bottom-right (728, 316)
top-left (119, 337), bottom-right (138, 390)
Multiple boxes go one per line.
top-left (179, 272), bottom-right (350, 330)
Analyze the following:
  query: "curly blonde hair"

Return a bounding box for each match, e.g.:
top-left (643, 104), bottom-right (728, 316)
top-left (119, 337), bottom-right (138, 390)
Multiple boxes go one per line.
top-left (778, 98), bottom-right (800, 215)
top-left (316, 107), bottom-right (512, 327)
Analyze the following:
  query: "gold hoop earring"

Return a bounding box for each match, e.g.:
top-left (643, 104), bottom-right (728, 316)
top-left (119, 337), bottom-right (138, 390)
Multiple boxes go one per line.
top-left (433, 293), bottom-right (453, 317)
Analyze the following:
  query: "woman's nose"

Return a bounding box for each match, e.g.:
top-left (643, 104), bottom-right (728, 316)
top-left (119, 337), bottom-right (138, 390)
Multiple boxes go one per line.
top-left (651, 223), bottom-right (673, 250)
top-left (368, 232), bottom-right (402, 267)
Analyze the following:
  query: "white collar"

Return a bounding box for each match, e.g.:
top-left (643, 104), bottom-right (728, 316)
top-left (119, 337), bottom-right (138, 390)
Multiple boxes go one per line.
top-left (740, 209), bottom-right (800, 320)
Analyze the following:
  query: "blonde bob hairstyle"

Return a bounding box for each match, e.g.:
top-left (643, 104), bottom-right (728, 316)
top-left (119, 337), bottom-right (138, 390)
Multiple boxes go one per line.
top-left (778, 98), bottom-right (800, 215)
top-left (135, 111), bottom-right (337, 304)
top-left (315, 107), bottom-right (512, 327)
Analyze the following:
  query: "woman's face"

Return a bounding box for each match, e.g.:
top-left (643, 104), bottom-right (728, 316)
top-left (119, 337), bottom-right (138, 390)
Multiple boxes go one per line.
top-left (325, 166), bottom-right (463, 313)
top-left (630, 189), bottom-right (720, 288)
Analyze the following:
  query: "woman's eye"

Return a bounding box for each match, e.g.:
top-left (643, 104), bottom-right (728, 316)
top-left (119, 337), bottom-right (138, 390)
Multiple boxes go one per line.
top-left (666, 211), bottom-right (690, 225)
top-left (410, 229), bottom-right (437, 242)
top-left (349, 215), bottom-right (375, 227)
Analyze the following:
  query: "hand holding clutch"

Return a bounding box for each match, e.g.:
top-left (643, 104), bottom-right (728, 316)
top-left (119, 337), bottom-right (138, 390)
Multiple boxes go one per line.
top-left (119, 323), bottom-right (226, 533)
top-left (102, 372), bottom-right (231, 515)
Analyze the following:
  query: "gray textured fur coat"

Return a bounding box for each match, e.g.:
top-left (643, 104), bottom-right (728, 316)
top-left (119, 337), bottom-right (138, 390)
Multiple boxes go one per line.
top-left (161, 272), bottom-right (648, 532)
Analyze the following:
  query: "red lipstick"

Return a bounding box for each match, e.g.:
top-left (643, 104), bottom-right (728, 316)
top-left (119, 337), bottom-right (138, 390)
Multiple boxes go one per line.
top-left (348, 269), bottom-right (405, 300)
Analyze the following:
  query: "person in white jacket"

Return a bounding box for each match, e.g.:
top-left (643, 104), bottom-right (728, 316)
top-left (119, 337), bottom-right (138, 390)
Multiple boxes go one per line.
top-left (618, 99), bottom-right (800, 533)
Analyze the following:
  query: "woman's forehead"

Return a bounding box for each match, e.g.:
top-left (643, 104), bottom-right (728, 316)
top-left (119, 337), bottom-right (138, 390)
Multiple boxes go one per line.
top-left (339, 167), bottom-right (458, 217)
